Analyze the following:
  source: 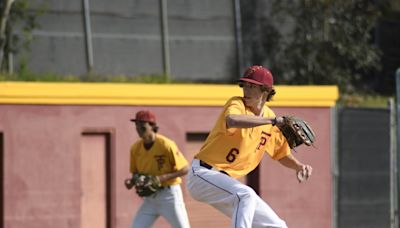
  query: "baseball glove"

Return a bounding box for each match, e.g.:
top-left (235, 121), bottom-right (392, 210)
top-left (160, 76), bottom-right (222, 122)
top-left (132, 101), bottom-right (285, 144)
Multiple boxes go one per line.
top-left (277, 116), bottom-right (316, 149)
top-left (125, 173), bottom-right (161, 197)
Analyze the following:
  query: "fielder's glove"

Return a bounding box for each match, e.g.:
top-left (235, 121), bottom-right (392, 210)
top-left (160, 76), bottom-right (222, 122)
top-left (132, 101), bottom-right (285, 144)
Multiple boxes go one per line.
top-left (125, 174), bottom-right (161, 197)
top-left (276, 116), bottom-right (316, 149)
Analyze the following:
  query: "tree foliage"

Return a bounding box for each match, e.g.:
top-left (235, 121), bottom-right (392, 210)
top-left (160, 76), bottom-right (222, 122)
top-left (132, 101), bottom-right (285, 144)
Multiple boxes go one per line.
top-left (242, 0), bottom-right (384, 94)
top-left (0, 0), bottom-right (44, 73)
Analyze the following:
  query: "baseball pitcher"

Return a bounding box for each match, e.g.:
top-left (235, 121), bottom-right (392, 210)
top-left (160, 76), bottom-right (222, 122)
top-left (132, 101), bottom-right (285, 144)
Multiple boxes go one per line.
top-left (186, 66), bottom-right (315, 228)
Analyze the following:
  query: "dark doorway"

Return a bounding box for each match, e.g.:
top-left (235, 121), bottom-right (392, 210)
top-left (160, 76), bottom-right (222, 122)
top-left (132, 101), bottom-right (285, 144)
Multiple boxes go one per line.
top-left (0, 133), bottom-right (3, 228)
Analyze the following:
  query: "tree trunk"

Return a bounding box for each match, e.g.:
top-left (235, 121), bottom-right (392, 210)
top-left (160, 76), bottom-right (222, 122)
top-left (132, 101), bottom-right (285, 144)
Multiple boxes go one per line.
top-left (0, 0), bottom-right (15, 72)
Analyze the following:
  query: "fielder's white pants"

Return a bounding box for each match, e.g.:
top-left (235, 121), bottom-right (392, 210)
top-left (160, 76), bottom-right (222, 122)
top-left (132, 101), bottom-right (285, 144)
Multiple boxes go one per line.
top-left (187, 159), bottom-right (287, 228)
top-left (131, 184), bottom-right (190, 228)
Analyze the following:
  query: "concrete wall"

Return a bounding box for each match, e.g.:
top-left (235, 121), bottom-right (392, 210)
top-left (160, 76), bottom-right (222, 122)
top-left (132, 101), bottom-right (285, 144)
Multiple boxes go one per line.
top-left (0, 82), bottom-right (338, 228)
top-left (260, 107), bottom-right (333, 228)
top-left (21, 0), bottom-right (237, 81)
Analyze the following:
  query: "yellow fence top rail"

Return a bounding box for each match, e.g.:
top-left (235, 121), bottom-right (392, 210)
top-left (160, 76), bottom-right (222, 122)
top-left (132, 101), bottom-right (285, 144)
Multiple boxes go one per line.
top-left (0, 82), bottom-right (339, 107)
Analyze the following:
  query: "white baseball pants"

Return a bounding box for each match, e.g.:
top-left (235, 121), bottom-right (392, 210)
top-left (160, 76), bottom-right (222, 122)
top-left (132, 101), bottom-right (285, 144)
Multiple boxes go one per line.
top-left (131, 184), bottom-right (190, 228)
top-left (187, 159), bottom-right (287, 228)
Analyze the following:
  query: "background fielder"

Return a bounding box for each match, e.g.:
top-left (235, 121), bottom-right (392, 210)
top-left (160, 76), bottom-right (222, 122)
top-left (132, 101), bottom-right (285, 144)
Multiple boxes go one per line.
top-left (127, 110), bottom-right (191, 228)
top-left (186, 65), bottom-right (313, 228)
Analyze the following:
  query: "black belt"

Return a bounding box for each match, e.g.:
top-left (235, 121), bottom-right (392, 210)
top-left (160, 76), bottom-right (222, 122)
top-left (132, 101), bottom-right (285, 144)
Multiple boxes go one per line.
top-left (159, 186), bottom-right (171, 190)
top-left (199, 160), bottom-right (229, 176)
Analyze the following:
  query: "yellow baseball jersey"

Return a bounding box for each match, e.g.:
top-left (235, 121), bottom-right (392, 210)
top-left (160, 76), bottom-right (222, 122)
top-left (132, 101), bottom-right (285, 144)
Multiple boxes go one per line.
top-left (130, 134), bottom-right (188, 187)
top-left (195, 96), bottom-right (291, 179)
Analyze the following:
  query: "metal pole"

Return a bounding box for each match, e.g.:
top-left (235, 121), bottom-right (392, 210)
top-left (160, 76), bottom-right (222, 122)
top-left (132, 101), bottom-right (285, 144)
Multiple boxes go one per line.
top-left (233, 0), bottom-right (244, 76)
top-left (396, 68), bottom-right (400, 226)
top-left (390, 97), bottom-right (398, 228)
top-left (159, 0), bottom-right (170, 80)
top-left (82, 0), bottom-right (94, 73)
top-left (331, 106), bottom-right (338, 228)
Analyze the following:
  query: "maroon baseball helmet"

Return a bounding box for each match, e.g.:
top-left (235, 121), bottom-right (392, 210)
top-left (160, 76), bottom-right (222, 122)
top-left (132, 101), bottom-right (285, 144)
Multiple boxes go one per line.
top-left (130, 110), bottom-right (156, 123)
top-left (239, 65), bottom-right (274, 88)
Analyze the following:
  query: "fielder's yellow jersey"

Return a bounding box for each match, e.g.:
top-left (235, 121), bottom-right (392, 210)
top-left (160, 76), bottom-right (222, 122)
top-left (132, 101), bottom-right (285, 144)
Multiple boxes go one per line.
top-left (130, 134), bottom-right (188, 187)
top-left (195, 96), bottom-right (291, 179)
